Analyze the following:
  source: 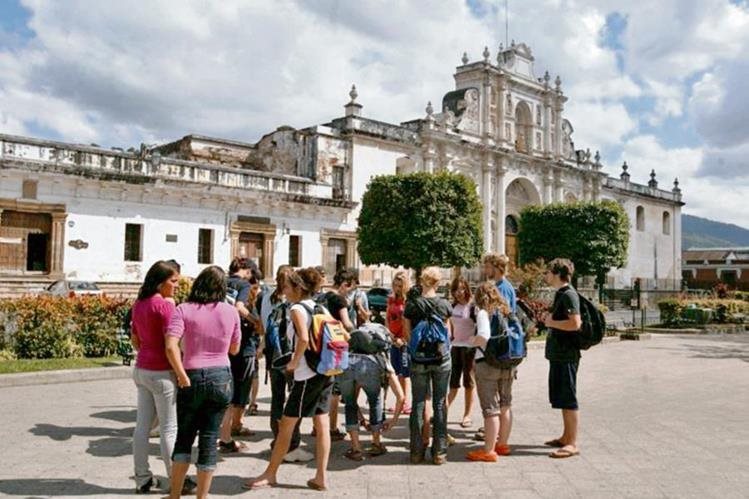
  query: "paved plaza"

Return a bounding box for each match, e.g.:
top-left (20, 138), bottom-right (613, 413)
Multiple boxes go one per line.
top-left (1, 333), bottom-right (748, 498)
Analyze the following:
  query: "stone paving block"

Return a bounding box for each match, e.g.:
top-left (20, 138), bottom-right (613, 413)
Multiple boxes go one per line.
top-left (2, 335), bottom-right (749, 497)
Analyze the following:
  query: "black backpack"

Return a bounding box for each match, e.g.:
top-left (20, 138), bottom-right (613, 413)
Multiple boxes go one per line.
top-left (576, 293), bottom-right (606, 350)
top-left (349, 323), bottom-right (392, 355)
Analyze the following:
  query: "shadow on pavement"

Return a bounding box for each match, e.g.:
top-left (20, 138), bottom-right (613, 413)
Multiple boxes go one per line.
top-left (90, 409), bottom-right (137, 423)
top-left (0, 478), bottom-right (132, 496)
top-left (29, 423), bottom-right (132, 441)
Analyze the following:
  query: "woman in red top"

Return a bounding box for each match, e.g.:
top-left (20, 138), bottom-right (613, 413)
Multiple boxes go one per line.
top-left (385, 271), bottom-right (411, 414)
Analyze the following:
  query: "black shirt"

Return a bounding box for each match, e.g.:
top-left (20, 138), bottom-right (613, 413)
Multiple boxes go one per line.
top-left (227, 274), bottom-right (255, 356)
top-left (404, 295), bottom-right (453, 328)
top-left (326, 291), bottom-right (349, 323)
top-left (544, 285), bottom-right (581, 362)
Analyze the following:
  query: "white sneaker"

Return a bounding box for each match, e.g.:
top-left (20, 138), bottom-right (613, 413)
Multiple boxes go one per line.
top-left (283, 447), bottom-right (314, 462)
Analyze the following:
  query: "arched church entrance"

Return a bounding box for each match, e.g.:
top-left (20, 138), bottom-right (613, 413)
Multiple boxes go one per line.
top-left (504, 177), bottom-right (542, 267)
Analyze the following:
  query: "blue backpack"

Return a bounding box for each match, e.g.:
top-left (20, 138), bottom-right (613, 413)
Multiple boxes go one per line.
top-left (264, 302), bottom-right (292, 370)
top-left (483, 312), bottom-right (527, 369)
top-left (408, 313), bottom-right (450, 364)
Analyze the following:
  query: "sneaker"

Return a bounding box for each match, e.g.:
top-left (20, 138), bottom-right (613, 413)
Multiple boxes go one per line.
top-left (409, 452), bottom-right (425, 464)
top-left (181, 476), bottom-right (198, 495)
top-left (432, 454), bottom-right (447, 465)
top-left (466, 449), bottom-right (498, 462)
top-left (135, 477), bottom-right (159, 494)
top-left (446, 434), bottom-right (456, 446)
top-left (283, 447), bottom-right (314, 462)
top-left (495, 444), bottom-right (511, 456)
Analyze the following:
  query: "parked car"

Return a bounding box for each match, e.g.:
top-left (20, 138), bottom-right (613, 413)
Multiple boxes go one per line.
top-left (44, 280), bottom-right (102, 297)
top-left (366, 287), bottom-right (390, 312)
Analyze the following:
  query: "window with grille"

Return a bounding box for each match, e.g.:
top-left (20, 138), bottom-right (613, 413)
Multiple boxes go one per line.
top-left (198, 228), bottom-right (213, 264)
top-left (124, 224), bottom-right (143, 262)
top-left (288, 235), bottom-right (301, 267)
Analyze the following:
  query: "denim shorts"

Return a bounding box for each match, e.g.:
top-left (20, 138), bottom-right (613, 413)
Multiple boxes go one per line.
top-left (389, 345), bottom-right (410, 377)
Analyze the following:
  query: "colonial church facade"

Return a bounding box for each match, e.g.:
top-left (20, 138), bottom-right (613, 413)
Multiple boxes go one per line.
top-left (0, 43), bottom-right (683, 294)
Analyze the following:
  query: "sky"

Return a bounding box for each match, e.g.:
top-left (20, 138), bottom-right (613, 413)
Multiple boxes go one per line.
top-left (0, 0), bottom-right (747, 227)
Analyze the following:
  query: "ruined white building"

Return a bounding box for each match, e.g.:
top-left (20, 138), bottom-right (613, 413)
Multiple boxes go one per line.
top-left (0, 43), bottom-right (682, 294)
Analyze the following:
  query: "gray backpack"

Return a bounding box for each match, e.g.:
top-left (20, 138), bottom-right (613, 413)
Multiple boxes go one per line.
top-left (349, 322), bottom-right (392, 355)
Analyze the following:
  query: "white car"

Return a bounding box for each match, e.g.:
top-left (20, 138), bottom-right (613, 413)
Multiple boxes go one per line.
top-left (44, 280), bottom-right (103, 297)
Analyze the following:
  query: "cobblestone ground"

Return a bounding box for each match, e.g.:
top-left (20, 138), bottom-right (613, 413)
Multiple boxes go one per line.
top-left (1, 333), bottom-right (748, 498)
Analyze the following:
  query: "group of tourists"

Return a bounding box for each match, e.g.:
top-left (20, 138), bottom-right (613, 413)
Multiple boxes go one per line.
top-left (128, 253), bottom-right (585, 497)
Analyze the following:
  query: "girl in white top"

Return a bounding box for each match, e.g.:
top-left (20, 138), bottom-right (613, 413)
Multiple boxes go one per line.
top-left (246, 268), bottom-right (333, 492)
top-left (448, 276), bottom-right (477, 429)
top-left (467, 282), bottom-right (513, 463)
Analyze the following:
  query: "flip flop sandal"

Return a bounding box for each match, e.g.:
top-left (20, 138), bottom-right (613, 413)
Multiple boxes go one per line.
top-left (544, 438), bottom-right (566, 448)
top-left (460, 417), bottom-right (472, 428)
top-left (307, 479), bottom-right (328, 491)
top-left (242, 479), bottom-right (277, 490)
top-left (344, 448), bottom-right (365, 461)
top-left (219, 440), bottom-right (246, 453)
top-left (550, 447), bottom-right (580, 458)
top-left (248, 404), bottom-right (259, 416)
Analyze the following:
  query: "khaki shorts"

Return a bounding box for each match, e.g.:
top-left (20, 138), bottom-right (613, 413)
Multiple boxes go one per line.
top-left (475, 360), bottom-right (516, 417)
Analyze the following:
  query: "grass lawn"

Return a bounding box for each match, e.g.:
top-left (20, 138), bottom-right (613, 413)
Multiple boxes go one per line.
top-left (0, 356), bottom-right (122, 375)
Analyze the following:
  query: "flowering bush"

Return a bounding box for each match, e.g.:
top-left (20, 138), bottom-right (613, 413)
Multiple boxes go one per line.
top-left (0, 295), bottom-right (132, 359)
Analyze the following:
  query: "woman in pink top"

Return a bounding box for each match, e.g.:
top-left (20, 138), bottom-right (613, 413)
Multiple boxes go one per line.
top-left (165, 266), bottom-right (240, 499)
top-left (131, 260), bottom-right (192, 494)
top-left (448, 276), bottom-right (477, 429)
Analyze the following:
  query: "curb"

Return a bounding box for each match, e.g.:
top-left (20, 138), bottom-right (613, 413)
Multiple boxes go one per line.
top-left (0, 365), bottom-right (132, 389)
top-left (2, 336), bottom-right (624, 388)
top-left (526, 335), bottom-right (619, 350)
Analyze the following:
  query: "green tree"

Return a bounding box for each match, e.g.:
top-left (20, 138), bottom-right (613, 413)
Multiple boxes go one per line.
top-left (357, 171), bottom-right (483, 272)
top-left (518, 201), bottom-right (629, 299)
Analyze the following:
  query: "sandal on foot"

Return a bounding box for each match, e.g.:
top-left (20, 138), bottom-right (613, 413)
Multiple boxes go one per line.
top-left (544, 438), bottom-right (566, 448)
top-left (495, 444), bottom-right (511, 456)
top-left (218, 440), bottom-right (246, 453)
top-left (366, 442), bottom-right (388, 456)
top-left (330, 429), bottom-right (346, 441)
top-left (307, 479), bottom-right (327, 491)
top-left (344, 448), bottom-right (365, 461)
top-left (248, 403), bottom-right (259, 416)
top-left (242, 478), bottom-right (277, 490)
top-left (550, 446), bottom-right (579, 458)
top-left (460, 416), bottom-right (472, 428)
top-left (231, 426), bottom-right (255, 437)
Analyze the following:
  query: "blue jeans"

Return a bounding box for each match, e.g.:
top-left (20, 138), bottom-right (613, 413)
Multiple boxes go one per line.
top-left (172, 367), bottom-right (232, 471)
top-left (410, 359), bottom-right (451, 457)
top-left (339, 355), bottom-right (385, 433)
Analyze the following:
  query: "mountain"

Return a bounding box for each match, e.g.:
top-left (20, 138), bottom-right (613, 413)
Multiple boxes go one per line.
top-left (682, 214), bottom-right (749, 249)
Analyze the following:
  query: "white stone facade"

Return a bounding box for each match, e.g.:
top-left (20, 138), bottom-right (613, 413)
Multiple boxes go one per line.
top-left (0, 42), bottom-right (682, 292)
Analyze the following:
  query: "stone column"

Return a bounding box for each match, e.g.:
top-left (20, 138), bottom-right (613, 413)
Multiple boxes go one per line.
top-left (481, 161), bottom-right (493, 252)
top-left (592, 175), bottom-right (601, 201)
top-left (50, 212), bottom-right (67, 276)
top-left (544, 103), bottom-right (552, 155)
top-left (263, 236), bottom-right (274, 279)
top-left (554, 103), bottom-right (563, 159)
top-left (495, 164), bottom-right (507, 253)
top-left (554, 179), bottom-right (564, 203)
top-left (543, 173), bottom-right (554, 205)
top-left (423, 146), bottom-right (436, 173)
top-left (482, 78), bottom-right (492, 138)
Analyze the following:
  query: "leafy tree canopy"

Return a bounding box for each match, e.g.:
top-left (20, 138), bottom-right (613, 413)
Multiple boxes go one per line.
top-left (518, 200), bottom-right (629, 282)
top-left (357, 171), bottom-right (483, 271)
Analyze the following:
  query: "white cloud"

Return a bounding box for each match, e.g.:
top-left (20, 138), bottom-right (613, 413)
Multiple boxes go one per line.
top-left (0, 0), bottom-right (747, 226)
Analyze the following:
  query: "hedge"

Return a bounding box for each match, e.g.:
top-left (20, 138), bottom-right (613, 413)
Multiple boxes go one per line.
top-left (658, 298), bottom-right (748, 326)
top-left (0, 295), bottom-right (131, 359)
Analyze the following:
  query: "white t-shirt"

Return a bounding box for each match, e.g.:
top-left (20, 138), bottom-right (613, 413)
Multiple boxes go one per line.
top-left (474, 309), bottom-right (491, 361)
top-left (287, 299), bottom-right (317, 381)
